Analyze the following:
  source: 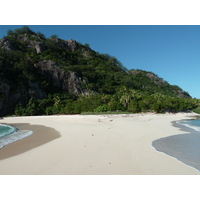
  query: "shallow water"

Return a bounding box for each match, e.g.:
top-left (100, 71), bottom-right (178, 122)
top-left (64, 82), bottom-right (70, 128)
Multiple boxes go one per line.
top-left (177, 119), bottom-right (200, 132)
top-left (152, 119), bottom-right (200, 172)
top-left (0, 124), bottom-right (33, 149)
top-left (0, 124), bottom-right (17, 138)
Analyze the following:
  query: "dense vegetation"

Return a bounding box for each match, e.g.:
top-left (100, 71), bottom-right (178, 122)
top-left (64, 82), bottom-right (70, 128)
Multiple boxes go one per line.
top-left (0, 26), bottom-right (200, 116)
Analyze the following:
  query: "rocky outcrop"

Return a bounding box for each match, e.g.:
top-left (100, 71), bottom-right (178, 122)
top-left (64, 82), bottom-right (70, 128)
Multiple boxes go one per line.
top-left (68, 71), bottom-right (88, 94)
top-left (64, 39), bottom-right (78, 51)
top-left (146, 72), bottom-right (165, 86)
top-left (0, 38), bottom-right (15, 51)
top-left (128, 69), bottom-right (140, 76)
top-left (17, 35), bottom-right (29, 42)
top-left (16, 35), bottom-right (46, 54)
top-left (30, 41), bottom-right (46, 54)
top-left (34, 60), bottom-right (89, 95)
top-left (54, 39), bottom-right (78, 51)
top-left (16, 35), bottom-right (77, 53)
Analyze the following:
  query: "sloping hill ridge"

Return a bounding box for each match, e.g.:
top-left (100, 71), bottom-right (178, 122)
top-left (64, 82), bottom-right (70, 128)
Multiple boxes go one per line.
top-left (0, 26), bottom-right (193, 116)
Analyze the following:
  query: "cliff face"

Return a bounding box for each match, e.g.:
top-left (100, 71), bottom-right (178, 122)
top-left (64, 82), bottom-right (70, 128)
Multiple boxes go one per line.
top-left (34, 60), bottom-right (89, 95)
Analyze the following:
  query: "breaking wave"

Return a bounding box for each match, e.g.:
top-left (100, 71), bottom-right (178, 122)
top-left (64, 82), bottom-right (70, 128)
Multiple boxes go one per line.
top-left (0, 124), bottom-right (33, 149)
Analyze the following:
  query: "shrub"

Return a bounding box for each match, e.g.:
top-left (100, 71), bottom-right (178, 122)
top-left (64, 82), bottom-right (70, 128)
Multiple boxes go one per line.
top-left (94, 104), bottom-right (111, 112)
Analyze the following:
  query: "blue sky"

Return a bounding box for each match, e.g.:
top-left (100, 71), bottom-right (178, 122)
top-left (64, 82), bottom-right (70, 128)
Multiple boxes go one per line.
top-left (1, 25), bottom-right (200, 98)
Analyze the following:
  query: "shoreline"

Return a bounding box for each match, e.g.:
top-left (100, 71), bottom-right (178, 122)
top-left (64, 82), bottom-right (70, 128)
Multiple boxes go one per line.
top-left (152, 118), bottom-right (200, 172)
top-left (0, 121), bottom-right (61, 160)
top-left (0, 113), bottom-right (200, 175)
top-left (0, 129), bottom-right (33, 149)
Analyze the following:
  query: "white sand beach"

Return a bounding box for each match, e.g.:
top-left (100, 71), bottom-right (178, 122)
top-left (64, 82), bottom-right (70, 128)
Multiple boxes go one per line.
top-left (0, 113), bottom-right (199, 175)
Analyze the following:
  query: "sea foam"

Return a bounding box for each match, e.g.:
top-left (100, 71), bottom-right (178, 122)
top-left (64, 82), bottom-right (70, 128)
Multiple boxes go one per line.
top-left (176, 119), bottom-right (200, 132)
top-left (0, 129), bottom-right (33, 149)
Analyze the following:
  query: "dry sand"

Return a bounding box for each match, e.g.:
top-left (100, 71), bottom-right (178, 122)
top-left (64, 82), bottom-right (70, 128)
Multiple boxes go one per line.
top-left (0, 113), bottom-right (199, 175)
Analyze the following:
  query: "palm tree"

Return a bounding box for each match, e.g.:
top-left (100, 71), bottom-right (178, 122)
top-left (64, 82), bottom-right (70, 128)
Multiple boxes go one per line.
top-left (119, 88), bottom-right (142, 107)
top-left (151, 93), bottom-right (166, 102)
top-left (120, 93), bottom-right (131, 107)
top-left (130, 89), bottom-right (142, 100)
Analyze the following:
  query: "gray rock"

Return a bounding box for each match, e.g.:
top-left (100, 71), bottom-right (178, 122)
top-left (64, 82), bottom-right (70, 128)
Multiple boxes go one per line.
top-left (35, 42), bottom-right (46, 54)
top-left (16, 35), bottom-right (46, 54)
top-left (0, 38), bottom-right (15, 51)
top-left (63, 39), bottom-right (78, 51)
top-left (30, 41), bottom-right (46, 54)
top-left (17, 35), bottom-right (29, 42)
top-left (34, 60), bottom-right (89, 95)
top-left (68, 71), bottom-right (85, 95)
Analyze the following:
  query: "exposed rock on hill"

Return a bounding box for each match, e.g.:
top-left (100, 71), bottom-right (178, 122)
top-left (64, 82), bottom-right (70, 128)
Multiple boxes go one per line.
top-left (0, 38), bottom-right (15, 51)
top-left (31, 41), bottom-right (46, 54)
top-left (50, 38), bottom-right (78, 51)
top-left (63, 39), bottom-right (78, 51)
top-left (34, 60), bottom-right (89, 95)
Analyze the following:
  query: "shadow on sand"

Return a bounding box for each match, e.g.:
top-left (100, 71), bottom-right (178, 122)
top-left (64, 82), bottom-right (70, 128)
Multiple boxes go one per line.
top-left (0, 123), bottom-right (61, 160)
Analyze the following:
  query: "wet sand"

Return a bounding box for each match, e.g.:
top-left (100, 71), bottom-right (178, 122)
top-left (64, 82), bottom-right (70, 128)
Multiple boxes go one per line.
top-left (152, 121), bottom-right (200, 172)
top-left (0, 123), bottom-right (60, 160)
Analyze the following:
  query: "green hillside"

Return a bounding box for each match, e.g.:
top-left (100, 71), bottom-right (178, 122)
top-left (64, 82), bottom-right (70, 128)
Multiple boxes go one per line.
top-left (0, 26), bottom-right (199, 116)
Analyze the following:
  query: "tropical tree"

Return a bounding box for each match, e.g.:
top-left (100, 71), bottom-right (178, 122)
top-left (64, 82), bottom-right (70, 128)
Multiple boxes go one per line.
top-left (150, 93), bottom-right (166, 102)
top-left (120, 93), bottom-right (131, 107)
top-left (119, 88), bottom-right (142, 108)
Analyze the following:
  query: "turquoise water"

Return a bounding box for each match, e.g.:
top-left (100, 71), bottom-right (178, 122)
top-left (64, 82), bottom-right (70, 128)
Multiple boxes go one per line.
top-left (0, 124), bottom-right (33, 149)
top-left (152, 119), bottom-right (200, 172)
top-left (0, 124), bottom-right (17, 138)
top-left (177, 119), bottom-right (200, 132)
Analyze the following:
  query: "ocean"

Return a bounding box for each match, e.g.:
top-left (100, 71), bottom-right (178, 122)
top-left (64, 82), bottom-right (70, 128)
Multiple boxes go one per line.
top-left (0, 124), bottom-right (33, 149)
top-left (177, 119), bottom-right (200, 132)
top-left (152, 118), bottom-right (200, 172)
